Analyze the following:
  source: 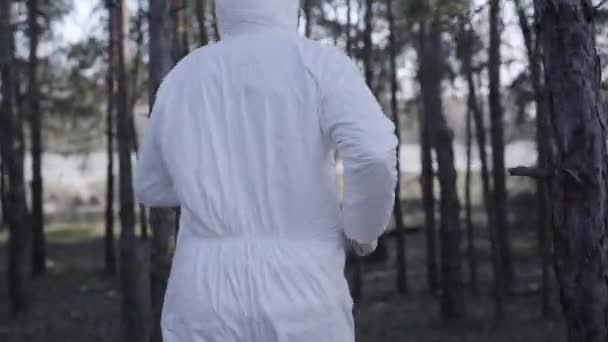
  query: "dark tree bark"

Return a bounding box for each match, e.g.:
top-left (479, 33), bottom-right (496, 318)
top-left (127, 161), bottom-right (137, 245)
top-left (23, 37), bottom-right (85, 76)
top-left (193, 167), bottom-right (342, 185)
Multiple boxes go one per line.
top-left (363, 0), bottom-right (374, 90)
top-left (0, 0), bottom-right (29, 315)
top-left (211, 0), bottom-right (219, 41)
top-left (195, 0), bottom-right (209, 46)
top-left (537, 0), bottom-right (608, 340)
top-left (27, 0), bottom-right (45, 277)
top-left (465, 94), bottom-right (477, 293)
top-left (489, 0), bottom-right (514, 287)
top-left (458, 20), bottom-right (501, 312)
top-left (514, 0), bottom-right (551, 316)
top-left (170, 0), bottom-right (189, 63)
top-left (149, 0), bottom-right (178, 340)
top-left (129, 0), bottom-right (148, 241)
top-left (105, 0), bottom-right (117, 275)
top-left (1, 159), bottom-right (6, 229)
top-left (420, 105), bottom-right (438, 294)
top-left (387, 0), bottom-right (408, 294)
top-left (116, 0), bottom-right (150, 340)
top-left (418, 17), bottom-right (465, 319)
top-left (303, 0), bottom-right (312, 37)
top-left (345, 0), bottom-right (352, 56)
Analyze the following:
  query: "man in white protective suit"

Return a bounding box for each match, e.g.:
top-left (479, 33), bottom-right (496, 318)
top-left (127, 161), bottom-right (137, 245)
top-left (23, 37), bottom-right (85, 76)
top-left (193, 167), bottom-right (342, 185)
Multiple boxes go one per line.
top-left (134, 0), bottom-right (398, 340)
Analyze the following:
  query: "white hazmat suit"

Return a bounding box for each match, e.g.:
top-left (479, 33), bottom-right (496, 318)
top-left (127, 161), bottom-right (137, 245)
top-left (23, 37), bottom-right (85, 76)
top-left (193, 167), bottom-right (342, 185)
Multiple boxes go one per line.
top-left (134, 0), bottom-right (398, 340)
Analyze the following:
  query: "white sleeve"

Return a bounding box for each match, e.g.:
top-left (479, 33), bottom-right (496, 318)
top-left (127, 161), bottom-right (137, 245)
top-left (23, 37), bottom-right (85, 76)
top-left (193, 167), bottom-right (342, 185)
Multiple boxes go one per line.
top-left (320, 48), bottom-right (398, 244)
top-left (133, 87), bottom-right (180, 207)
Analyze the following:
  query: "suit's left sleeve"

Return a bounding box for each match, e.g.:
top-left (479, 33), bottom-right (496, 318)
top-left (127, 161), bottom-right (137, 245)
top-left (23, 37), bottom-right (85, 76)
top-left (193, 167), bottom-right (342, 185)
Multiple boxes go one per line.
top-left (134, 89), bottom-right (180, 207)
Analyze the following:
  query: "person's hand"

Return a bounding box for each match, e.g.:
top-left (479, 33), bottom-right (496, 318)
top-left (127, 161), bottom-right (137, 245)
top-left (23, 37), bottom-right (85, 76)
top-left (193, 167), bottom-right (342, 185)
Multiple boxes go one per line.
top-left (349, 239), bottom-right (378, 257)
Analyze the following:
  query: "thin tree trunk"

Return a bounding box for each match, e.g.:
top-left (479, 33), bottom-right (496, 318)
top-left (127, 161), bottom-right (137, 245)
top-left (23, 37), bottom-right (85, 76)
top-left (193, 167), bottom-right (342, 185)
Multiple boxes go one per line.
top-left (514, 0), bottom-right (551, 316)
top-left (363, 0), bottom-right (373, 91)
top-left (419, 17), bottom-right (465, 319)
top-left (105, 0), bottom-right (117, 275)
top-left (1, 159), bottom-right (6, 229)
top-left (460, 19), bottom-right (502, 314)
top-left (129, 0), bottom-right (148, 241)
top-left (457, 16), bottom-right (483, 295)
top-left (27, 0), bottom-right (45, 277)
top-left (465, 99), bottom-right (477, 293)
top-left (537, 0), bottom-right (608, 340)
top-left (0, 0), bottom-right (28, 315)
top-left (303, 0), bottom-right (312, 38)
top-left (345, 0), bottom-right (352, 56)
top-left (211, 0), bottom-right (219, 41)
top-left (489, 0), bottom-right (514, 288)
top-left (387, 0), bottom-right (407, 294)
top-left (420, 108), bottom-right (438, 294)
top-left (195, 0), bottom-right (209, 46)
top-left (148, 0), bottom-right (177, 340)
top-left (116, 0), bottom-right (150, 340)
top-left (417, 22), bottom-right (439, 296)
top-left (468, 53), bottom-right (501, 315)
top-left (171, 0), bottom-right (189, 63)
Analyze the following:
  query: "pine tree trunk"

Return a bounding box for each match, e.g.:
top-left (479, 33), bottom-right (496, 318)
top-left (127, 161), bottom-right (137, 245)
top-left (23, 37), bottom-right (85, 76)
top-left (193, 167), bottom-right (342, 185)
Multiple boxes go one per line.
top-left (489, 0), bottom-right (514, 288)
top-left (345, 0), bottom-right (352, 56)
top-left (129, 0), bottom-right (149, 241)
top-left (0, 0), bottom-right (29, 315)
top-left (537, 0), bottom-right (608, 340)
top-left (116, 0), bottom-right (151, 340)
top-left (303, 0), bottom-right (312, 38)
top-left (419, 17), bottom-right (465, 319)
top-left (514, 0), bottom-right (551, 316)
top-left (387, 0), bottom-right (407, 294)
top-left (171, 0), bottom-right (189, 63)
top-left (211, 0), bottom-right (219, 41)
top-left (459, 22), bottom-right (501, 313)
top-left (195, 0), bottom-right (209, 46)
top-left (465, 97), bottom-right (477, 293)
top-left (148, 0), bottom-right (177, 340)
top-left (1, 159), bottom-right (6, 229)
top-left (27, 0), bottom-right (45, 277)
top-left (105, 0), bottom-right (117, 275)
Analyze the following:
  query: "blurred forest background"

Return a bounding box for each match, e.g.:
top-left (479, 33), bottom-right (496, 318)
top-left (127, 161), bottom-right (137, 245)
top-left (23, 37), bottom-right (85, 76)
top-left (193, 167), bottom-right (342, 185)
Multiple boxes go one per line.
top-left (0, 0), bottom-right (607, 341)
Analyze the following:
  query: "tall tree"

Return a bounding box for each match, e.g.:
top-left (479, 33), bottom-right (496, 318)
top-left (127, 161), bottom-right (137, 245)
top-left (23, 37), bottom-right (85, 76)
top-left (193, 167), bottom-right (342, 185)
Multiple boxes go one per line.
top-left (464, 90), bottom-right (476, 292)
top-left (27, 0), bottom-right (46, 276)
top-left (418, 14), bottom-right (465, 318)
top-left (195, 0), bottom-right (209, 46)
top-left (345, 0), bottom-right (352, 56)
top-left (513, 0), bottom-right (551, 316)
top-left (303, 0), bottom-right (312, 37)
top-left (457, 16), bottom-right (500, 311)
top-left (105, 0), bottom-right (117, 275)
top-left (116, 0), bottom-right (150, 340)
top-left (148, 0), bottom-right (178, 340)
top-left (419, 99), bottom-right (438, 294)
top-left (387, 0), bottom-right (408, 294)
top-left (171, 0), bottom-right (189, 62)
top-left (0, 0), bottom-right (29, 315)
top-left (537, 0), bottom-right (608, 339)
top-left (488, 0), bottom-right (514, 288)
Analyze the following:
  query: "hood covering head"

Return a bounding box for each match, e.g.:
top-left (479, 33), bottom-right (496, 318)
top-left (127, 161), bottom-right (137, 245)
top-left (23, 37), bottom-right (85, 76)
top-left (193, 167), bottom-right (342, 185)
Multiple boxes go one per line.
top-left (215, 0), bottom-right (300, 37)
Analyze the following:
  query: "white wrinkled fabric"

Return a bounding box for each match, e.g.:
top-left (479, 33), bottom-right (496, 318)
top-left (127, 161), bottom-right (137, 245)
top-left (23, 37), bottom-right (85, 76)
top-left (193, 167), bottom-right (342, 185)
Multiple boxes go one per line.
top-left (134, 0), bottom-right (397, 340)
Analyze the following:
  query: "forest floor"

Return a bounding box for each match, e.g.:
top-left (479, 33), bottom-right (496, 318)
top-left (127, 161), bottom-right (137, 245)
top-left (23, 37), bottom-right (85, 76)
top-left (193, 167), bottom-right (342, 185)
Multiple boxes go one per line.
top-left (0, 195), bottom-right (566, 342)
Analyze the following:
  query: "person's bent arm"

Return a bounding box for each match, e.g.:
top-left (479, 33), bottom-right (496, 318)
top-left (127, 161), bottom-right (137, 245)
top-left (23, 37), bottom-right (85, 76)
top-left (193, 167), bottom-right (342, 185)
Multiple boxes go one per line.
top-left (320, 48), bottom-right (398, 251)
top-left (134, 87), bottom-right (180, 207)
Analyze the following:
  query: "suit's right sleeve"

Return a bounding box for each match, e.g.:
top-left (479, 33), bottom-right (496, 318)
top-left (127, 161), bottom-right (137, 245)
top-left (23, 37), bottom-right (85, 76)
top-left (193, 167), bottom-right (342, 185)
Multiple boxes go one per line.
top-left (133, 82), bottom-right (180, 207)
top-left (319, 48), bottom-right (398, 245)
